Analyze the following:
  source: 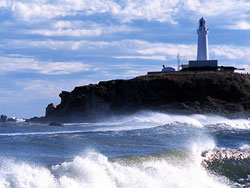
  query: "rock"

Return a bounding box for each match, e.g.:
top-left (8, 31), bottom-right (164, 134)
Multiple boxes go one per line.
top-left (49, 121), bottom-right (63, 127)
top-left (0, 115), bottom-right (17, 123)
top-left (46, 103), bottom-right (57, 117)
top-left (7, 117), bottom-right (16, 122)
top-left (25, 116), bottom-right (48, 124)
top-left (59, 91), bottom-right (70, 103)
top-left (29, 72), bottom-right (250, 123)
top-left (0, 115), bottom-right (7, 123)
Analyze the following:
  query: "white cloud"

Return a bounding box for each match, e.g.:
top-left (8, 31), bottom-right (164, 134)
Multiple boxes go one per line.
top-left (0, 56), bottom-right (92, 75)
top-left (23, 80), bottom-right (64, 99)
top-left (31, 20), bottom-right (103, 37)
top-left (53, 21), bottom-right (74, 29)
top-left (9, 0), bottom-right (119, 22)
top-left (114, 55), bottom-right (167, 61)
top-left (183, 0), bottom-right (201, 11)
top-left (198, 0), bottom-right (250, 17)
top-left (129, 40), bottom-right (250, 66)
top-left (2, 39), bottom-right (121, 51)
top-left (4, 0), bottom-right (250, 26)
top-left (2, 0), bottom-right (181, 23)
top-left (110, 0), bottom-right (180, 23)
top-left (21, 78), bottom-right (95, 99)
top-left (226, 21), bottom-right (250, 30)
top-left (29, 21), bottom-right (137, 37)
top-left (2, 39), bottom-right (250, 71)
top-left (40, 62), bottom-right (91, 75)
top-left (133, 40), bottom-right (197, 60)
top-left (0, 0), bottom-right (9, 8)
top-left (210, 45), bottom-right (250, 61)
top-left (31, 28), bottom-right (102, 37)
top-left (0, 77), bottom-right (98, 106)
top-left (11, 2), bottom-right (68, 21)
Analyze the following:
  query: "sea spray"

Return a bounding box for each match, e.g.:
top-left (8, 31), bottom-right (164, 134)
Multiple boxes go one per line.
top-left (89, 111), bottom-right (250, 132)
top-left (0, 161), bottom-right (56, 188)
top-left (0, 150), bottom-right (231, 188)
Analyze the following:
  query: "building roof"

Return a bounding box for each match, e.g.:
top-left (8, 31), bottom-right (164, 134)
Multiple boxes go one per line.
top-left (200, 17), bottom-right (206, 22)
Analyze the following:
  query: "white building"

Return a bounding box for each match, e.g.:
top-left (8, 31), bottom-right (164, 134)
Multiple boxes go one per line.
top-left (197, 17), bottom-right (209, 61)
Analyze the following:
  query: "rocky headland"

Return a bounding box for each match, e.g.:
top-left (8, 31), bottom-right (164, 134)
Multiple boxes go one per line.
top-left (28, 72), bottom-right (250, 123)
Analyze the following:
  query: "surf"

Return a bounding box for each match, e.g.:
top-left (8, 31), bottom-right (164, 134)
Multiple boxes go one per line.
top-left (0, 149), bottom-right (232, 188)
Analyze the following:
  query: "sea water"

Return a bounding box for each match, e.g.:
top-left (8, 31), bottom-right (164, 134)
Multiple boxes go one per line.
top-left (0, 111), bottom-right (249, 188)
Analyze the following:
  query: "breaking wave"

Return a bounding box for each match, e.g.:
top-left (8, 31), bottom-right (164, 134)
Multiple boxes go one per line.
top-left (202, 146), bottom-right (250, 165)
top-left (91, 112), bottom-right (250, 131)
top-left (201, 146), bottom-right (250, 187)
top-left (62, 112), bottom-right (250, 133)
top-left (0, 148), bottom-right (232, 188)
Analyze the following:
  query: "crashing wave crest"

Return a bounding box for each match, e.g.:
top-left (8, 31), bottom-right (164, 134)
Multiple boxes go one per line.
top-left (0, 150), bottom-right (230, 188)
top-left (202, 146), bottom-right (250, 166)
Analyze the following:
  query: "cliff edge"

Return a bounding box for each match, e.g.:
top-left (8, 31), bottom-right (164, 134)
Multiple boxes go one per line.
top-left (29, 72), bottom-right (250, 123)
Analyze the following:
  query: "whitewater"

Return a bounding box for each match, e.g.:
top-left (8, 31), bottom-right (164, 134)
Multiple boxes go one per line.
top-left (0, 111), bottom-right (249, 188)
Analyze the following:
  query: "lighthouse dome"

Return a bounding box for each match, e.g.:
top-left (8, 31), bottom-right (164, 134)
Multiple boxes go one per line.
top-left (200, 17), bottom-right (206, 22)
top-left (199, 17), bottom-right (206, 28)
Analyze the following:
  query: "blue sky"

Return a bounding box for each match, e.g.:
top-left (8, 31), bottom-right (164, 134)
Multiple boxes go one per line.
top-left (1, 0), bottom-right (250, 118)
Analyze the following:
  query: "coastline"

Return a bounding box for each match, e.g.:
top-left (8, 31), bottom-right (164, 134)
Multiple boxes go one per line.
top-left (26, 72), bottom-right (250, 123)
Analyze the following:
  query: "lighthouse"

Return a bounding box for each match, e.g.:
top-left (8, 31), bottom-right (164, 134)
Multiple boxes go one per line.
top-left (179, 17), bottom-right (241, 72)
top-left (186, 17), bottom-right (218, 70)
top-left (197, 17), bottom-right (209, 60)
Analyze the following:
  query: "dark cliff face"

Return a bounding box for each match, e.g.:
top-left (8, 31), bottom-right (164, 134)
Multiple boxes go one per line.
top-left (37, 72), bottom-right (250, 122)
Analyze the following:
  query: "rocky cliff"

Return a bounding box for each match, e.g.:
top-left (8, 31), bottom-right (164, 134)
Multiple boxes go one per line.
top-left (29, 72), bottom-right (250, 123)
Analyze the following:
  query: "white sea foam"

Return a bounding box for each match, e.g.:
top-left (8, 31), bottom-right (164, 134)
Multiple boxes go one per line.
top-left (0, 149), bottom-right (230, 188)
top-left (2, 112), bottom-right (249, 137)
top-left (90, 111), bottom-right (250, 131)
top-left (0, 161), bottom-right (56, 188)
top-left (191, 114), bottom-right (250, 129)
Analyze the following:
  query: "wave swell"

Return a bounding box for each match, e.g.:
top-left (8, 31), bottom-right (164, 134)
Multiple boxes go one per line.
top-left (0, 150), bottom-right (231, 188)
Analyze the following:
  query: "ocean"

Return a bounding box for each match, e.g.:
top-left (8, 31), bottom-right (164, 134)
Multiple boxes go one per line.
top-left (0, 111), bottom-right (249, 188)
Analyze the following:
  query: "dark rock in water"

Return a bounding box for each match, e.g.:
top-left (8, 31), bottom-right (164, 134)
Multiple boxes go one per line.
top-left (49, 121), bottom-right (63, 127)
top-left (0, 115), bottom-right (7, 123)
top-left (7, 117), bottom-right (16, 122)
top-left (0, 115), bottom-right (17, 123)
top-left (27, 116), bottom-right (51, 124)
top-left (29, 72), bottom-right (250, 123)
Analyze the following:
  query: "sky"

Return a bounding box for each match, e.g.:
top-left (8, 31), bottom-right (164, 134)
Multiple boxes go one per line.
top-left (1, 0), bottom-right (250, 118)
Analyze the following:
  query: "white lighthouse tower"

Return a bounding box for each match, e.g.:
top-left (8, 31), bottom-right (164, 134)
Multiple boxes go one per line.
top-left (186, 17), bottom-right (218, 70)
top-left (197, 17), bottom-right (209, 60)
